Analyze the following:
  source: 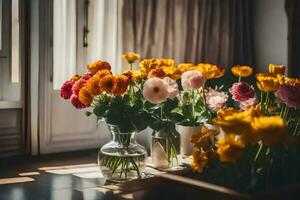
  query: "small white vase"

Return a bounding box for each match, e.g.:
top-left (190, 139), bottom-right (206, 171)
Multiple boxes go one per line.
top-left (204, 123), bottom-right (225, 140)
top-left (175, 125), bottom-right (202, 156)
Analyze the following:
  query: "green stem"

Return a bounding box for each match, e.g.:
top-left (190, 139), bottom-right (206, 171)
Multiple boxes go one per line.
top-left (238, 76), bottom-right (241, 82)
top-left (283, 105), bottom-right (289, 120)
top-left (192, 90), bottom-right (196, 121)
top-left (265, 92), bottom-right (270, 115)
top-left (293, 117), bottom-right (300, 136)
top-left (254, 143), bottom-right (264, 163)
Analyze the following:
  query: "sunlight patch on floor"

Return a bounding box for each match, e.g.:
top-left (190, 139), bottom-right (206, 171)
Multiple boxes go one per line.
top-left (18, 171), bottom-right (40, 176)
top-left (0, 177), bottom-right (35, 185)
top-left (38, 163), bottom-right (97, 171)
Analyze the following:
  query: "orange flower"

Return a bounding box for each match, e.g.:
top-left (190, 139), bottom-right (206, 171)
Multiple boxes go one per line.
top-left (78, 87), bottom-right (94, 106)
top-left (71, 74), bottom-right (82, 81)
top-left (147, 68), bottom-right (166, 79)
top-left (87, 60), bottom-right (111, 73)
top-left (197, 63), bottom-right (225, 79)
top-left (99, 75), bottom-right (116, 94)
top-left (231, 65), bottom-right (253, 77)
top-left (122, 52), bottom-right (140, 63)
top-left (95, 69), bottom-right (112, 79)
top-left (86, 75), bottom-right (101, 96)
top-left (112, 75), bottom-right (129, 95)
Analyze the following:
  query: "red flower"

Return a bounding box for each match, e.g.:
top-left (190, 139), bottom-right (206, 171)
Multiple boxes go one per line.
top-left (82, 72), bottom-right (95, 80)
top-left (60, 80), bottom-right (74, 100)
top-left (70, 95), bottom-right (87, 109)
top-left (229, 82), bottom-right (254, 102)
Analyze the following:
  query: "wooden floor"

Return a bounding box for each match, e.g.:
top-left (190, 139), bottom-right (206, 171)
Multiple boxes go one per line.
top-left (1, 150), bottom-right (299, 200)
top-left (0, 150), bottom-right (113, 200)
top-left (0, 150), bottom-right (214, 200)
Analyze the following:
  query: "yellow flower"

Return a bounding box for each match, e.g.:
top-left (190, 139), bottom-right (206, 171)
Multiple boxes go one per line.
top-left (122, 52), bottom-right (140, 63)
top-left (171, 63), bottom-right (195, 80)
top-left (99, 75), bottom-right (116, 94)
top-left (78, 87), bottom-right (94, 106)
top-left (86, 75), bottom-right (101, 96)
top-left (162, 66), bottom-right (176, 78)
top-left (122, 70), bottom-right (143, 82)
top-left (71, 74), bottom-right (82, 81)
top-left (191, 126), bottom-right (219, 149)
top-left (112, 75), bottom-right (129, 95)
top-left (231, 65), bottom-right (253, 77)
top-left (251, 116), bottom-right (288, 146)
top-left (256, 74), bottom-right (279, 92)
top-left (147, 68), bottom-right (166, 79)
top-left (283, 76), bottom-right (300, 87)
top-left (213, 107), bottom-right (260, 135)
top-left (217, 134), bottom-right (245, 163)
top-left (139, 58), bottom-right (175, 76)
top-left (196, 63), bottom-right (225, 79)
top-left (268, 64), bottom-right (286, 75)
top-left (87, 60), bottom-right (111, 73)
top-left (191, 150), bottom-right (208, 173)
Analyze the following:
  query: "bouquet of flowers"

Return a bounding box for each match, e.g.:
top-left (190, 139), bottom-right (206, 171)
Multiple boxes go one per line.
top-left (190, 64), bottom-right (300, 193)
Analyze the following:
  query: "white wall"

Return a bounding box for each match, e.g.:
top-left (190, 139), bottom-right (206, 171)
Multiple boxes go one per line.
top-left (254, 0), bottom-right (288, 72)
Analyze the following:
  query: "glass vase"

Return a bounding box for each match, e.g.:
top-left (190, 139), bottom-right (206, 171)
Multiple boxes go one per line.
top-left (98, 124), bottom-right (147, 182)
top-left (151, 126), bottom-right (180, 169)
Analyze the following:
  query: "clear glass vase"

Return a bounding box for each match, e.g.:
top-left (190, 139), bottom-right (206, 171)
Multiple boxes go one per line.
top-left (98, 124), bottom-right (147, 182)
top-left (151, 126), bottom-right (180, 169)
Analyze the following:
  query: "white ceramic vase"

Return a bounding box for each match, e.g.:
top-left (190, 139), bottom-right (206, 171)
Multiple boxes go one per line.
top-left (175, 125), bottom-right (202, 156)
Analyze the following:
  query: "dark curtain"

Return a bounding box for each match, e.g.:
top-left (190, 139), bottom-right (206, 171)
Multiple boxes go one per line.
top-left (122, 0), bottom-right (254, 68)
top-left (286, 0), bottom-right (300, 77)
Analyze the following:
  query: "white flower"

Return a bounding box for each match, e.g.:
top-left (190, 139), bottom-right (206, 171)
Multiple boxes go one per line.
top-left (163, 77), bottom-right (179, 99)
top-left (143, 77), bottom-right (169, 104)
top-left (181, 70), bottom-right (205, 91)
top-left (205, 88), bottom-right (228, 112)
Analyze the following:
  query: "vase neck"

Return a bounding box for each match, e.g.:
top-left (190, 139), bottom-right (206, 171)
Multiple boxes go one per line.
top-left (107, 124), bottom-right (136, 148)
top-left (112, 132), bottom-right (136, 148)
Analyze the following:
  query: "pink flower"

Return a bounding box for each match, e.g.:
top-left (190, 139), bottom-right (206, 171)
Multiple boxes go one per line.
top-left (205, 88), bottom-right (228, 112)
top-left (60, 80), bottom-right (74, 100)
top-left (181, 70), bottom-right (205, 91)
top-left (229, 82), bottom-right (254, 102)
top-left (72, 78), bottom-right (86, 96)
top-left (239, 97), bottom-right (258, 110)
top-left (70, 95), bottom-right (87, 109)
top-left (163, 77), bottom-right (179, 99)
top-left (276, 84), bottom-right (300, 109)
top-left (143, 77), bottom-right (169, 104)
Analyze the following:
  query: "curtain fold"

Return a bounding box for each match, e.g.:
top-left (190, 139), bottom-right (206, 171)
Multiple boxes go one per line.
top-left (87, 0), bottom-right (123, 74)
top-left (122, 0), bottom-right (254, 68)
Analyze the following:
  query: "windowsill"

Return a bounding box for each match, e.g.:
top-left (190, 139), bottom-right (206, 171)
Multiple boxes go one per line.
top-left (0, 101), bottom-right (22, 109)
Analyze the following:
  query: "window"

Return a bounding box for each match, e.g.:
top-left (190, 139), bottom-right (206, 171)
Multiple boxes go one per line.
top-left (52, 0), bottom-right (122, 90)
top-left (0, 0), bottom-right (21, 103)
top-left (0, 0), bottom-right (2, 50)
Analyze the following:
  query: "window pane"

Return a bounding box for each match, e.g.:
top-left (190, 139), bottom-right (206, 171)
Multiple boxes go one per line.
top-left (0, 0), bottom-right (2, 50)
top-left (11, 0), bottom-right (19, 83)
top-left (53, 0), bottom-right (77, 90)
